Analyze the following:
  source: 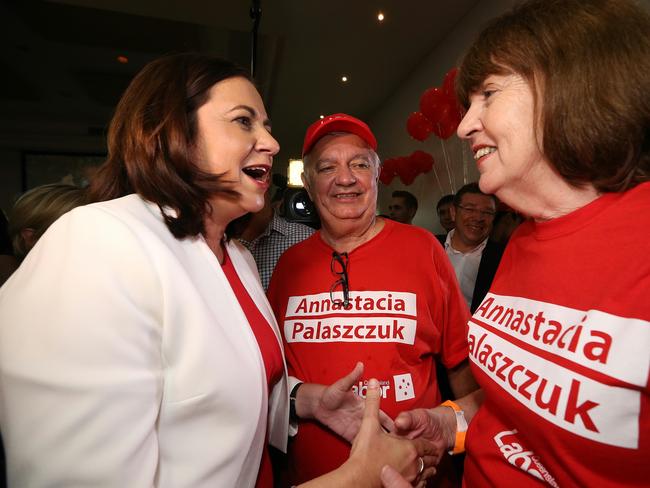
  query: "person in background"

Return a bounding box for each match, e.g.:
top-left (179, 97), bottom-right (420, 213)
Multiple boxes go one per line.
top-left (0, 53), bottom-right (428, 488)
top-left (388, 190), bottom-right (418, 224)
top-left (387, 0), bottom-right (650, 486)
top-left (239, 176), bottom-right (315, 291)
top-left (443, 183), bottom-right (504, 313)
top-left (489, 208), bottom-right (523, 244)
top-left (268, 113), bottom-right (476, 487)
top-left (7, 183), bottom-right (87, 262)
top-left (435, 194), bottom-right (455, 244)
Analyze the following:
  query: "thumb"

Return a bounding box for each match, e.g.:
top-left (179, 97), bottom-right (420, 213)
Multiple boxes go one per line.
top-left (334, 361), bottom-right (364, 392)
top-left (352, 378), bottom-right (382, 451)
top-left (393, 411), bottom-right (416, 433)
top-left (321, 362), bottom-right (364, 410)
top-left (362, 378), bottom-right (381, 422)
top-left (393, 409), bottom-right (431, 439)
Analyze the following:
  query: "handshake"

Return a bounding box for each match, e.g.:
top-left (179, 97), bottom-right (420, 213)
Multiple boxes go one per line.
top-left (297, 362), bottom-right (470, 488)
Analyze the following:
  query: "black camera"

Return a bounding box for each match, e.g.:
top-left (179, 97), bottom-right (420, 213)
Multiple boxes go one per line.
top-left (281, 188), bottom-right (320, 229)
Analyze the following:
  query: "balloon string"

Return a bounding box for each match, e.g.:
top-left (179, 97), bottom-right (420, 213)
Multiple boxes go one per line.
top-left (432, 165), bottom-right (444, 195)
top-left (439, 131), bottom-right (454, 193)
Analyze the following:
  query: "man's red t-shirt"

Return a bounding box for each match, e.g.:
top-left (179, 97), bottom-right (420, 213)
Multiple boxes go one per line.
top-left (268, 219), bottom-right (469, 484)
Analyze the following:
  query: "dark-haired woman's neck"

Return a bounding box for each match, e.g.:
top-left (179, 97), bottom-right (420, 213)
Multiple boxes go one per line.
top-left (203, 217), bottom-right (226, 264)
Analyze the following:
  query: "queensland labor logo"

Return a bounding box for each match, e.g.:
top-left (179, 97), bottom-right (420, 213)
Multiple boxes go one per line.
top-left (393, 373), bottom-right (415, 402)
top-left (352, 379), bottom-right (391, 399)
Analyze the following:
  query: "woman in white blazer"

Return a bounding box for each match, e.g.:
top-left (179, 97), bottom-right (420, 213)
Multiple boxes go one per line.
top-left (0, 54), bottom-right (429, 488)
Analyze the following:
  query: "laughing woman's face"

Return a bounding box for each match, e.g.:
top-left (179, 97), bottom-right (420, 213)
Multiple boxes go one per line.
top-left (193, 76), bottom-right (280, 221)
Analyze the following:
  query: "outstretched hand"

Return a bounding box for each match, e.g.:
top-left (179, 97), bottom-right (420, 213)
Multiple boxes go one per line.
top-left (311, 362), bottom-right (394, 442)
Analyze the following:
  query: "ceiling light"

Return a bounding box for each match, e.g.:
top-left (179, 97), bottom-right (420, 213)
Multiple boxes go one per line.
top-left (341, 75), bottom-right (348, 82)
top-left (377, 12), bottom-right (385, 22)
top-left (319, 115), bottom-right (325, 119)
top-left (116, 55), bottom-right (129, 64)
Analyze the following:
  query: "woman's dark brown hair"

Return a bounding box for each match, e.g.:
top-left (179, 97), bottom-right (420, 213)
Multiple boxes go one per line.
top-left (456, 0), bottom-right (650, 192)
top-left (88, 53), bottom-right (252, 238)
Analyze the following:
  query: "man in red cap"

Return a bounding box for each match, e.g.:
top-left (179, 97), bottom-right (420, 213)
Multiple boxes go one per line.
top-left (267, 114), bottom-right (476, 485)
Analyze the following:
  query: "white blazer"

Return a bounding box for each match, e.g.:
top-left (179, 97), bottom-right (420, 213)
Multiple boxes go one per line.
top-left (0, 194), bottom-right (289, 487)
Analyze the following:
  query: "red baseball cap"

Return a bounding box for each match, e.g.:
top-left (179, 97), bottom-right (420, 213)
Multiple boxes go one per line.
top-left (302, 113), bottom-right (378, 156)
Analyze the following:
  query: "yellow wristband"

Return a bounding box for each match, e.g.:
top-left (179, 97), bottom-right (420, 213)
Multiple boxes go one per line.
top-left (440, 400), bottom-right (468, 455)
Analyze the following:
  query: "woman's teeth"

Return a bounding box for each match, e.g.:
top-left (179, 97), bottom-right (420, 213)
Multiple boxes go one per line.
top-left (474, 147), bottom-right (496, 160)
top-left (242, 166), bottom-right (269, 181)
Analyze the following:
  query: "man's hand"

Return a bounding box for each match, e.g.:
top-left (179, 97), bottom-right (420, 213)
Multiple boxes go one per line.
top-left (392, 407), bottom-right (456, 450)
top-left (298, 362), bottom-right (394, 442)
top-left (393, 388), bottom-right (484, 449)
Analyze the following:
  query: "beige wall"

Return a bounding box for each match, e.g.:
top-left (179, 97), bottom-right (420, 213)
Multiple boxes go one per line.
top-left (370, 0), bottom-right (517, 234)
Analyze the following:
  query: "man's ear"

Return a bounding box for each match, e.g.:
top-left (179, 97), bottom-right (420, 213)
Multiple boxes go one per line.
top-left (450, 206), bottom-right (457, 221)
top-left (301, 172), bottom-right (313, 200)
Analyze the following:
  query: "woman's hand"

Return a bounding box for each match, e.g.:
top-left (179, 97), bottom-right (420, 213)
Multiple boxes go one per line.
top-left (295, 362), bottom-right (394, 441)
top-left (347, 378), bottom-right (437, 486)
top-left (380, 465), bottom-right (412, 488)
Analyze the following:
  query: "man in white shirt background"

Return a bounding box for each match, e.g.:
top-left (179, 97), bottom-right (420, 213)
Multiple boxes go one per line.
top-left (444, 183), bottom-right (505, 313)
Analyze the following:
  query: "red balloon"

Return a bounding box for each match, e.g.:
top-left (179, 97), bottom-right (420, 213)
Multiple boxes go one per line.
top-left (382, 157), bottom-right (399, 175)
top-left (433, 104), bottom-right (462, 139)
top-left (432, 118), bottom-right (457, 139)
top-left (393, 157), bottom-right (405, 182)
top-left (442, 67), bottom-right (458, 97)
top-left (409, 150), bottom-right (434, 174)
top-left (406, 112), bottom-right (433, 141)
top-left (399, 166), bottom-right (418, 186)
top-left (430, 92), bottom-right (463, 139)
top-left (396, 156), bottom-right (419, 186)
top-left (419, 87), bottom-right (449, 125)
top-left (393, 156), bottom-right (407, 174)
top-left (379, 168), bottom-right (394, 185)
top-left (379, 158), bottom-right (398, 185)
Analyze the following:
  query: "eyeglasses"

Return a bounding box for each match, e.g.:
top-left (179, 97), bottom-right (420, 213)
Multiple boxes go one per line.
top-left (330, 251), bottom-right (350, 307)
top-left (456, 204), bottom-right (496, 218)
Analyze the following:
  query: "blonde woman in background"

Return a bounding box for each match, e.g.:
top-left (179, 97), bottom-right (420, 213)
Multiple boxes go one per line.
top-left (8, 183), bottom-right (87, 261)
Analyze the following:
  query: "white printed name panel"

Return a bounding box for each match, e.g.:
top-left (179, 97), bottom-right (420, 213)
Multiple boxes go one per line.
top-left (468, 321), bottom-right (641, 448)
top-left (284, 291), bottom-right (417, 344)
top-left (474, 293), bottom-right (650, 387)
